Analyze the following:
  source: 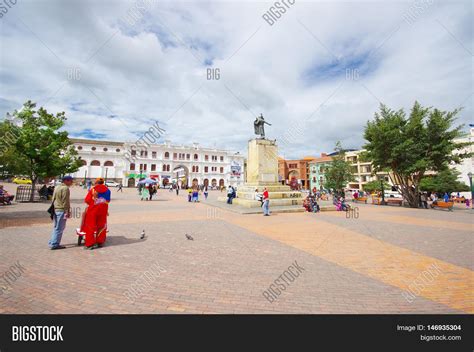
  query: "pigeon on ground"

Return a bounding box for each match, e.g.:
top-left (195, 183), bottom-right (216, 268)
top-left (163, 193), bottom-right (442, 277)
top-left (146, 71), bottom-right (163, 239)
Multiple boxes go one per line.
top-left (140, 230), bottom-right (146, 239)
top-left (185, 234), bottom-right (194, 241)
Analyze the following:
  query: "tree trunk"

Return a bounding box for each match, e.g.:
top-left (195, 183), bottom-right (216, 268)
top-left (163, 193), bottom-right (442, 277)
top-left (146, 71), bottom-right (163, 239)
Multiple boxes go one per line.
top-left (390, 172), bottom-right (421, 208)
top-left (29, 177), bottom-right (37, 202)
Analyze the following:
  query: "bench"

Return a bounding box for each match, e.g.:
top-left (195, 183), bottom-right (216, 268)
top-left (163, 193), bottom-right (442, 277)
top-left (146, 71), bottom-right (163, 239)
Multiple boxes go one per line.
top-left (430, 201), bottom-right (454, 211)
top-left (386, 198), bottom-right (403, 206)
top-left (453, 197), bottom-right (465, 203)
top-left (352, 197), bottom-right (367, 204)
top-left (372, 197), bottom-right (403, 206)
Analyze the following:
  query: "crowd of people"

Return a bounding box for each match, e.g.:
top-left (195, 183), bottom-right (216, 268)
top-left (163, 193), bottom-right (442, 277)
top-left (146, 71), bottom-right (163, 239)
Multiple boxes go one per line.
top-left (4, 173), bottom-right (472, 253)
top-left (419, 191), bottom-right (470, 209)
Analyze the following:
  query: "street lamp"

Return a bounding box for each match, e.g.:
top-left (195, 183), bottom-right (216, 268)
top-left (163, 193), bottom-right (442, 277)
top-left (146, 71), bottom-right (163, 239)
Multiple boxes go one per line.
top-left (105, 167), bottom-right (108, 182)
top-left (468, 172), bottom-right (473, 209)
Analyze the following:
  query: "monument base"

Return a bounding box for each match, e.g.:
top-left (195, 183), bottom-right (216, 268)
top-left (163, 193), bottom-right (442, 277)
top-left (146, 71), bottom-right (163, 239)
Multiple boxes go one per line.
top-left (218, 138), bottom-right (304, 209)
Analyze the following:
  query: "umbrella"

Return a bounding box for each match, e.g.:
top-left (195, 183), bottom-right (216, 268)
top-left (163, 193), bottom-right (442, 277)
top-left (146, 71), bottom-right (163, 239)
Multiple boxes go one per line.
top-left (137, 178), bottom-right (158, 185)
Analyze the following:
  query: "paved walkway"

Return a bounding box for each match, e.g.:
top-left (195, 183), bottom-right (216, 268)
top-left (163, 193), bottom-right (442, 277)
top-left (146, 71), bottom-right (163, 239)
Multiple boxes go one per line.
top-left (0, 184), bottom-right (472, 313)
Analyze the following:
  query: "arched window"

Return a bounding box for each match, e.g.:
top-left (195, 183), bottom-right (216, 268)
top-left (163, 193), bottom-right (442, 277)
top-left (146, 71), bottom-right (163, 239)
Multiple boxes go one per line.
top-left (194, 154), bottom-right (198, 160)
top-left (104, 161), bottom-right (114, 167)
top-left (80, 159), bottom-right (87, 166)
top-left (116, 148), bottom-right (121, 152)
top-left (103, 148), bottom-right (108, 152)
top-left (166, 165), bottom-right (170, 171)
top-left (130, 163), bottom-right (136, 171)
top-left (90, 160), bottom-right (100, 166)
top-left (164, 152), bottom-right (170, 159)
top-left (91, 147), bottom-right (96, 151)
top-left (77, 146), bottom-right (83, 150)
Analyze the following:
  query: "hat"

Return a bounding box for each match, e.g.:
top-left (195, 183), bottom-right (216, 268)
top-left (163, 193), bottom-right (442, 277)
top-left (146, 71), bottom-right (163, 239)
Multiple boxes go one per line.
top-left (62, 176), bottom-right (73, 181)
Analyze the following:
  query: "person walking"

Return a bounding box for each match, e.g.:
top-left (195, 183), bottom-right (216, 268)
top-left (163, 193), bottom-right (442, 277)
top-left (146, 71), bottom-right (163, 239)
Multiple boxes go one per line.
top-left (192, 187), bottom-right (199, 202)
top-left (262, 187), bottom-right (270, 216)
top-left (227, 185), bottom-right (234, 204)
top-left (203, 186), bottom-right (208, 200)
top-left (149, 184), bottom-right (157, 201)
top-left (140, 183), bottom-right (150, 201)
top-left (117, 183), bottom-right (123, 192)
top-left (48, 176), bottom-right (73, 250)
top-left (175, 184), bottom-right (179, 196)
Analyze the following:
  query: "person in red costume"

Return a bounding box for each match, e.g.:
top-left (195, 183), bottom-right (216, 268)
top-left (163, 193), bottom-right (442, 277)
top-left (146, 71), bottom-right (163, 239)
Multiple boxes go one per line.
top-left (82, 178), bottom-right (111, 250)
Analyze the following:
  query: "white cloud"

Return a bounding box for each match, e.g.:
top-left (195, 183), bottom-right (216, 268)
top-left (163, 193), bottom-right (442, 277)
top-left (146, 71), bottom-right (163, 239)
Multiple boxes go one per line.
top-left (1, 0), bottom-right (472, 158)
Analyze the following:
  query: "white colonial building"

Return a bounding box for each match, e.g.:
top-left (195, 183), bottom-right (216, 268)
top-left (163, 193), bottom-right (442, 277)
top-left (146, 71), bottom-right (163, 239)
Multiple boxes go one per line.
top-left (70, 138), bottom-right (245, 188)
top-left (453, 125), bottom-right (474, 192)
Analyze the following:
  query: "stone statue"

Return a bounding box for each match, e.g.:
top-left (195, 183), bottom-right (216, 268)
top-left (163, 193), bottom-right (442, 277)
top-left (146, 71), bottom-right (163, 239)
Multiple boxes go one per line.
top-left (254, 113), bottom-right (271, 139)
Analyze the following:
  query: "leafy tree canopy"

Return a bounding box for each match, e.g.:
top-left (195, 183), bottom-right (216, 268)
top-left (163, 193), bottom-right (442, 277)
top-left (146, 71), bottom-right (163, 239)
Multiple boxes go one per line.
top-left (420, 169), bottom-right (469, 194)
top-left (363, 101), bottom-right (471, 207)
top-left (362, 180), bottom-right (390, 193)
top-left (1, 101), bottom-right (82, 200)
top-left (325, 141), bottom-right (354, 194)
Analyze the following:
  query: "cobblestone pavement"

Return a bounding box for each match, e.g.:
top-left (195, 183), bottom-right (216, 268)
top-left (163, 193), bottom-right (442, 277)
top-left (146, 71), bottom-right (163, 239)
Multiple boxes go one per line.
top-left (0, 184), bottom-right (472, 313)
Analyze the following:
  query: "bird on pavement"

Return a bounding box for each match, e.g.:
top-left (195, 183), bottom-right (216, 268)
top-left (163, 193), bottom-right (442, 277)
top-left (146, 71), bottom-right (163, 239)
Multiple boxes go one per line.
top-left (185, 234), bottom-right (194, 241)
top-left (140, 230), bottom-right (146, 239)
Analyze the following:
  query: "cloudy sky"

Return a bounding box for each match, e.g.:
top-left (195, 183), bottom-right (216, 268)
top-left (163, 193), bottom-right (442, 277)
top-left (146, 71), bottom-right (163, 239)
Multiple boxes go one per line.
top-left (0, 0), bottom-right (472, 158)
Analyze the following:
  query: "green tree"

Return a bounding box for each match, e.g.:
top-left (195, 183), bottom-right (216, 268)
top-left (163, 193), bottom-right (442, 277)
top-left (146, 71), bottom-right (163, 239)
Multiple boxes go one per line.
top-left (0, 117), bottom-right (25, 177)
top-left (325, 141), bottom-right (354, 195)
top-left (362, 179), bottom-right (390, 193)
top-left (420, 169), bottom-right (469, 194)
top-left (363, 102), bottom-right (471, 207)
top-left (2, 101), bottom-right (82, 201)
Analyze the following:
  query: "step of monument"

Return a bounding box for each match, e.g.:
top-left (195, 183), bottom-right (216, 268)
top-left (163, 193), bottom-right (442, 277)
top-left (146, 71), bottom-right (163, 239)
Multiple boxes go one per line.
top-left (218, 196), bottom-right (303, 208)
top-left (237, 184), bottom-right (293, 193)
top-left (237, 191), bottom-right (303, 200)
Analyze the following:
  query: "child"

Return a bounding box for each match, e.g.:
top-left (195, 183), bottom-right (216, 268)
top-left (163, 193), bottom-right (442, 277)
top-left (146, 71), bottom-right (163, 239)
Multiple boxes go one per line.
top-left (254, 189), bottom-right (263, 206)
top-left (188, 188), bottom-right (192, 202)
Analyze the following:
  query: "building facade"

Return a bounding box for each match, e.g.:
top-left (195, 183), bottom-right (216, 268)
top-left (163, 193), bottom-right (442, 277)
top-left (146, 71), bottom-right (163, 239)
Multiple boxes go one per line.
top-left (70, 139), bottom-right (245, 188)
top-left (452, 126), bottom-right (474, 190)
top-left (344, 149), bottom-right (391, 190)
top-left (308, 153), bottom-right (333, 191)
top-left (278, 157), bottom-right (315, 190)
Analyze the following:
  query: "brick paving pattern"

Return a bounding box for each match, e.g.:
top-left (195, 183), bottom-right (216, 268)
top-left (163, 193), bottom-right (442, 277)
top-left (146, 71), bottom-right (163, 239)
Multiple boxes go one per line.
top-left (0, 184), bottom-right (472, 313)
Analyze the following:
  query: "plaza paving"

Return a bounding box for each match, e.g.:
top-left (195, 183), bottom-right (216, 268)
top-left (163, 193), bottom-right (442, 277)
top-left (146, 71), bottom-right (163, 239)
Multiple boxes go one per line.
top-left (0, 184), bottom-right (472, 314)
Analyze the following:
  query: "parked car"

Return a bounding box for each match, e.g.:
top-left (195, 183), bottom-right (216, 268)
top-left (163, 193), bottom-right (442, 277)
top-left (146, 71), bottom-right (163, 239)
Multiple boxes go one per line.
top-left (105, 181), bottom-right (119, 187)
top-left (13, 177), bottom-right (32, 184)
top-left (48, 179), bottom-right (62, 186)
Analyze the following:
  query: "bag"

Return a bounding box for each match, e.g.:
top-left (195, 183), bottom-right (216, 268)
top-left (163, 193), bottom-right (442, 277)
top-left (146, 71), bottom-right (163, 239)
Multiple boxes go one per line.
top-left (47, 189), bottom-right (57, 220)
top-left (47, 202), bottom-right (55, 220)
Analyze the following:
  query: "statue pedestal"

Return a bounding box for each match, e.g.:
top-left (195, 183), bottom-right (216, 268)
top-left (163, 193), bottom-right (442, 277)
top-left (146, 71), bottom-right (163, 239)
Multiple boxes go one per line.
top-left (219, 139), bottom-right (303, 208)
